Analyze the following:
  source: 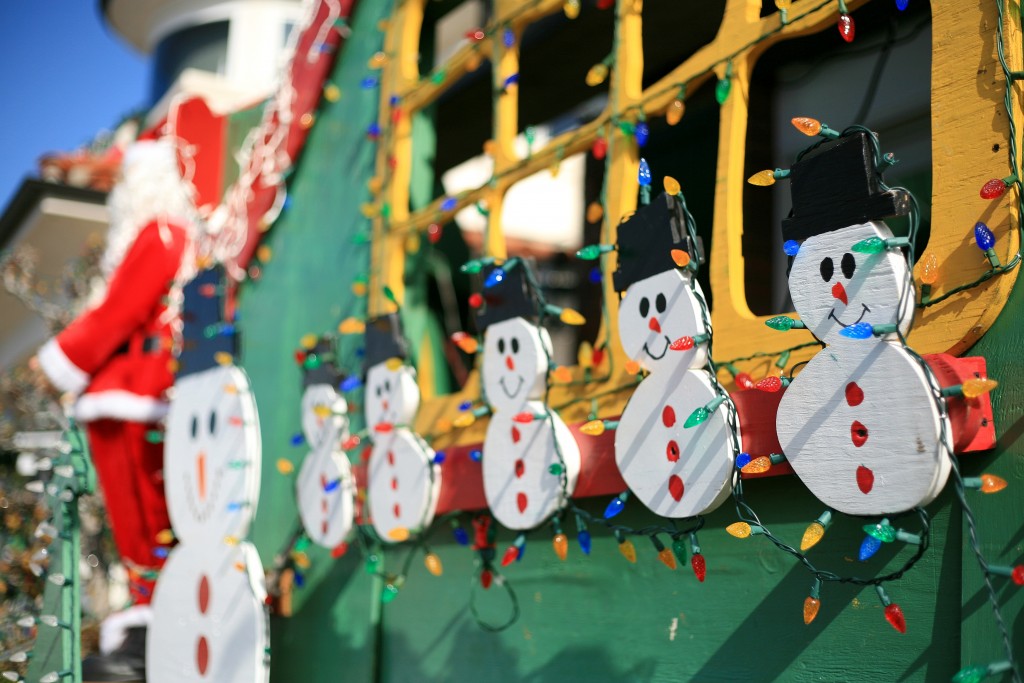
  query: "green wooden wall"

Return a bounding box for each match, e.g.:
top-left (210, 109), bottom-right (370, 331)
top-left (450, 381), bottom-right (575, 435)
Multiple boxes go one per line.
top-left (237, 4), bottom-right (1024, 682)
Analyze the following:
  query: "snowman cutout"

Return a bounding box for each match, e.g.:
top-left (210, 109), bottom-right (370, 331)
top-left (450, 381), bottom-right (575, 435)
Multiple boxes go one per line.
top-left (295, 336), bottom-right (355, 550)
top-left (611, 193), bottom-right (737, 518)
top-left (477, 261), bottom-right (581, 530)
top-left (148, 268), bottom-right (269, 683)
top-left (775, 131), bottom-right (949, 516)
top-left (363, 314), bottom-right (441, 542)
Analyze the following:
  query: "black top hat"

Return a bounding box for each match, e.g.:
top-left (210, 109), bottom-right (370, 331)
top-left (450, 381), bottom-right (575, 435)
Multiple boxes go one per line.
top-left (363, 313), bottom-right (409, 373)
top-left (473, 260), bottom-right (542, 332)
top-left (303, 336), bottom-right (345, 388)
top-left (177, 266), bottom-right (236, 377)
top-left (612, 192), bottom-right (691, 293)
top-left (782, 131), bottom-right (910, 242)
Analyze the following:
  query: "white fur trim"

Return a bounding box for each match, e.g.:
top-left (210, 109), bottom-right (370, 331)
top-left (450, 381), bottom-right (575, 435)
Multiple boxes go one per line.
top-left (73, 391), bottom-right (169, 423)
top-left (38, 338), bottom-right (90, 395)
top-left (100, 604), bottom-right (152, 654)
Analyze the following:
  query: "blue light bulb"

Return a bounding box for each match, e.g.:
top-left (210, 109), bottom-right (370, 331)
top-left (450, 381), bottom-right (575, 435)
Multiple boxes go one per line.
top-left (859, 535), bottom-right (882, 561)
top-left (324, 478), bottom-right (341, 493)
top-left (975, 222), bottom-right (996, 251)
top-left (458, 400), bottom-right (473, 411)
top-left (389, 94), bottom-right (400, 106)
top-left (503, 27), bottom-right (515, 47)
top-left (588, 267), bottom-right (602, 284)
top-left (453, 526), bottom-right (470, 546)
top-left (735, 452), bottom-right (752, 469)
top-left (294, 571), bottom-right (305, 587)
top-left (469, 449), bottom-right (483, 462)
top-left (638, 158), bottom-right (652, 187)
top-left (227, 501), bottom-right (244, 512)
top-left (433, 451), bottom-right (446, 465)
top-left (290, 433), bottom-right (306, 447)
top-left (441, 196), bottom-right (458, 212)
top-left (635, 121), bottom-right (650, 147)
top-left (839, 322), bottom-right (874, 339)
top-left (578, 529), bottom-right (592, 555)
top-left (783, 240), bottom-right (800, 256)
top-left (367, 123), bottom-right (381, 138)
top-left (361, 77), bottom-right (379, 89)
top-left (603, 495), bottom-right (626, 519)
top-left (340, 376), bottom-right (363, 392)
top-left (895, 0), bottom-right (909, 9)
top-left (503, 73), bottom-right (520, 88)
top-left (516, 543), bottom-right (526, 561)
top-left (153, 547), bottom-right (170, 559)
top-left (484, 267), bottom-right (506, 288)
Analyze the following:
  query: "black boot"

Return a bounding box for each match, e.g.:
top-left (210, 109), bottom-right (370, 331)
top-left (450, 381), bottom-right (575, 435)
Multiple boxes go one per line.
top-left (82, 626), bottom-right (146, 682)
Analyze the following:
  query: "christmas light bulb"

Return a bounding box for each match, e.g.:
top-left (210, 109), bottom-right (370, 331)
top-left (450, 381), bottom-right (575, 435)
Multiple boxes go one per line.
top-left (979, 473), bottom-right (1008, 493)
top-left (748, 169), bottom-right (777, 186)
top-left (564, 0), bottom-right (581, 18)
top-left (671, 336), bottom-right (696, 351)
top-left (859, 535), bottom-right (882, 561)
top-left (884, 603), bottom-right (906, 633)
top-left (765, 315), bottom-right (804, 331)
top-left (715, 74), bottom-right (731, 104)
top-left (740, 456), bottom-right (771, 474)
top-left (667, 97), bottom-right (685, 125)
top-left (671, 249), bottom-right (690, 268)
top-left (452, 412), bottom-right (476, 428)
top-left (578, 529), bottom-right (592, 555)
top-left (735, 452), bottom-right (752, 469)
top-left (863, 520), bottom-right (896, 543)
top-left (837, 13), bottom-right (855, 42)
top-left (801, 511), bottom-right (832, 551)
top-left (964, 377), bottom-right (999, 399)
top-left (726, 522), bottom-right (752, 539)
top-left (586, 202), bottom-right (604, 224)
top-left (586, 63), bottom-right (609, 86)
top-left (451, 332), bottom-right (479, 354)
top-left (592, 137), bottom-right (608, 159)
top-left (919, 252), bottom-right (939, 286)
top-left (341, 435), bottom-right (361, 450)
top-left (980, 178), bottom-right (1011, 200)
top-left (691, 553), bottom-right (706, 582)
top-left (663, 176), bottom-right (681, 195)
top-left (289, 433), bottom-right (306, 447)
top-left (619, 537), bottom-right (637, 563)
top-left (638, 159), bottom-right (652, 187)
top-left (839, 322), bottom-right (875, 339)
top-left (560, 308), bottom-right (586, 325)
top-left (513, 412), bottom-right (537, 424)
top-left (452, 522), bottom-right (470, 546)
top-left (755, 376), bottom-right (783, 393)
top-left (469, 449), bottom-right (482, 462)
top-left (791, 117), bottom-right (823, 136)
top-left (776, 0), bottom-right (792, 7)
top-left (500, 545), bottom-right (519, 567)
top-left (424, 552), bottom-right (443, 576)
top-left (684, 406), bottom-right (710, 428)
top-left (734, 372), bottom-right (755, 390)
top-left (656, 547), bottom-right (676, 570)
top-left (581, 420), bottom-right (605, 436)
top-left (381, 582), bottom-right (400, 603)
top-left (975, 222), bottom-right (996, 251)
top-left (851, 237), bottom-right (887, 254)
top-left (553, 533), bottom-right (569, 561)
top-left (484, 267), bottom-right (506, 289)
top-left (783, 240), bottom-right (801, 256)
top-left (634, 120), bottom-right (650, 147)
top-left (953, 662), bottom-right (1014, 683)
top-left (896, 0), bottom-right (909, 8)
top-left (604, 492), bottom-right (628, 518)
top-left (551, 366), bottom-right (573, 383)
top-left (804, 578), bottom-right (822, 624)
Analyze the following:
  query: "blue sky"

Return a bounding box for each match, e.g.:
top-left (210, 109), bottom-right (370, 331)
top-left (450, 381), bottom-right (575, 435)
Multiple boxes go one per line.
top-left (0, 5), bottom-right (148, 210)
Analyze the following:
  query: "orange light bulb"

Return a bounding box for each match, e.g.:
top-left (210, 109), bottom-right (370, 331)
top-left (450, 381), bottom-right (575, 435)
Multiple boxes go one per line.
top-left (553, 533), bottom-right (569, 561)
top-left (619, 539), bottom-right (637, 563)
top-left (803, 596), bottom-right (820, 625)
top-left (424, 552), bottom-right (443, 576)
top-left (920, 253), bottom-right (939, 286)
top-left (726, 522), bottom-right (752, 539)
top-left (657, 548), bottom-right (677, 570)
top-left (791, 117), bottom-right (822, 136)
top-left (666, 98), bottom-right (685, 126)
top-left (980, 474), bottom-right (1008, 493)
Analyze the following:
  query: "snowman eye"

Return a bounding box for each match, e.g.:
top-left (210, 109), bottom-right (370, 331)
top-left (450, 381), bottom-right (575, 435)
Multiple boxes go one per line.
top-left (511, 337), bottom-right (520, 354)
top-left (385, 379), bottom-right (391, 392)
top-left (208, 409), bottom-right (217, 436)
top-left (639, 297), bottom-right (650, 318)
top-left (819, 257), bottom-right (834, 282)
top-left (498, 338), bottom-right (506, 354)
top-left (375, 385), bottom-right (382, 398)
top-left (190, 415), bottom-right (198, 440)
top-left (655, 293), bottom-right (667, 314)
top-left (841, 252), bottom-right (856, 279)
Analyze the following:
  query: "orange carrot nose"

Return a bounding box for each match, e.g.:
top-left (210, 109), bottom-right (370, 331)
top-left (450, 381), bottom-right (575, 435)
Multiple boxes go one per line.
top-left (505, 355), bottom-right (515, 370)
top-left (648, 317), bottom-right (661, 333)
top-left (197, 452), bottom-right (207, 501)
top-left (382, 400), bottom-right (389, 411)
top-left (832, 282), bottom-right (848, 305)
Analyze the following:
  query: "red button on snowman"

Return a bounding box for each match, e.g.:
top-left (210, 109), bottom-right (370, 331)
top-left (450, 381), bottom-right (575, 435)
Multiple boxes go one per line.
top-left (295, 336), bottom-right (355, 550)
top-left (477, 260), bottom-right (581, 530)
top-left (611, 193), bottom-right (737, 518)
top-left (148, 268), bottom-right (269, 683)
top-left (362, 314), bottom-right (441, 542)
top-left (774, 130), bottom-right (950, 516)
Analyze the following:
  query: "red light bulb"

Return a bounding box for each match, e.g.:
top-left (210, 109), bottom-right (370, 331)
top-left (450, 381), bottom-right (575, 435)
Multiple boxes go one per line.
top-left (735, 372), bottom-right (755, 390)
top-left (691, 553), bottom-right (706, 582)
top-left (592, 137), bottom-right (608, 160)
top-left (341, 435), bottom-right (360, 450)
top-left (1012, 565), bottom-right (1024, 585)
top-left (512, 412), bottom-right (536, 424)
top-left (331, 542), bottom-right (349, 558)
top-left (980, 178), bottom-right (1008, 199)
top-left (597, 0), bottom-right (614, 8)
top-left (884, 603), bottom-right (906, 633)
top-left (837, 13), bottom-right (855, 42)
top-left (591, 347), bottom-right (606, 367)
top-left (755, 376), bottom-right (783, 393)
top-left (480, 569), bottom-right (493, 589)
top-left (374, 422), bottom-right (394, 433)
top-left (427, 223), bottom-right (443, 243)
top-left (468, 293), bottom-right (484, 308)
top-left (293, 350), bottom-right (307, 365)
top-left (670, 336), bottom-right (695, 351)
top-left (500, 545), bottom-right (519, 567)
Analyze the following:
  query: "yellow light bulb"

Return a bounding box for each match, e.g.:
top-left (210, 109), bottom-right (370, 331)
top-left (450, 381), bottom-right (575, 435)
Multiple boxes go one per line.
top-left (800, 521), bottom-right (825, 551)
top-left (666, 98), bottom-right (685, 126)
top-left (155, 529), bottom-right (175, 545)
top-left (324, 83), bottom-right (341, 102)
top-left (586, 201), bottom-right (604, 223)
top-left (385, 357), bottom-right (404, 371)
top-left (580, 420), bottom-right (606, 436)
top-left (625, 360), bottom-right (641, 375)
top-left (224, 536), bottom-right (240, 546)
top-left (553, 533), bottom-right (569, 561)
top-left (791, 117), bottom-right (823, 136)
top-left (657, 547), bottom-right (677, 570)
top-left (803, 596), bottom-right (820, 625)
top-left (367, 176), bottom-right (383, 194)
top-left (424, 552), bottom-right (443, 576)
top-left (663, 176), bottom-right (681, 195)
top-left (577, 341), bottom-right (594, 369)
top-left (726, 522), bottom-right (752, 539)
top-left (292, 551), bottom-right (311, 569)
top-left (299, 113), bottom-right (315, 130)
top-left (338, 317), bottom-right (365, 334)
top-left (406, 231), bottom-right (421, 253)
top-left (551, 366), bottom-right (573, 383)
top-left (619, 539), bottom-right (637, 563)
top-left (465, 51), bottom-right (482, 72)
top-left (368, 51), bottom-right (388, 69)
top-left (388, 527), bottom-right (410, 542)
top-left (300, 333), bottom-right (318, 350)
top-left (223, 384), bottom-right (238, 394)
top-left (276, 458), bottom-right (295, 475)
top-left (360, 203), bottom-right (379, 218)
top-left (452, 412), bottom-right (476, 428)
top-left (560, 308), bottom-right (586, 326)
top-left (740, 456), bottom-right (772, 474)
top-left (670, 249), bottom-right (690, 268)
top-left (563, 0), bottom-right (580, 19)
top-left (980, 473), bottom-right (1008, 493)
top-left (257, 244), bottom-right (273, 263)
top-left (747, 169), bottom-right (777, 186)
top-left (920, 252), bottom-right (940, 286)
top-left (962, 378), bottom-right (998, 399)
top-left (214, 352), bottom-right (233, 366)
top-left (585, 63), bottom-right (609, 87)
top-left (313, 405), bottom-right (333, 420)
top-left (351, 281), bottom-right (368, 297)
top-left (775, 0), bottom-right (792, 9)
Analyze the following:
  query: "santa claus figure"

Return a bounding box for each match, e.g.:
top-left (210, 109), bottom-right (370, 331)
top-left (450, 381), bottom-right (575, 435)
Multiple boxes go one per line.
top-left (32, 136), bottom-right (198, 681)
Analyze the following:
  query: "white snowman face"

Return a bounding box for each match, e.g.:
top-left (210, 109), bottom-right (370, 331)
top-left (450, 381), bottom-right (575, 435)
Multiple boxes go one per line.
top-left (301, 384), bottom-right (348, 449)
top-left (365, 363), bottom-right (420, 428)
top-left (482, 317), bottom-right (551, 413)
top-left (165, 365), bottom-right (261, 546)
top-left (789, 222), bottom-right (914, 345)
top-left (618, 269), bottom-right (706, 372)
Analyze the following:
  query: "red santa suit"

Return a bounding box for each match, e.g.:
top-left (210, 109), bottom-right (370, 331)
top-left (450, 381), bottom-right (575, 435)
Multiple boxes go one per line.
top-left (38, 145), bottom-right (195, 605)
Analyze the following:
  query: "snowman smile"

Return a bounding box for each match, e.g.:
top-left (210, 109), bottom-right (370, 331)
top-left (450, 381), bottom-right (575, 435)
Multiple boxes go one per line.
top-left (642, 335), bottom-right (672, 360)
top-left (499, 375), bottom-right (524, 399)
top-left (828, 303), bottom-right (870, 328)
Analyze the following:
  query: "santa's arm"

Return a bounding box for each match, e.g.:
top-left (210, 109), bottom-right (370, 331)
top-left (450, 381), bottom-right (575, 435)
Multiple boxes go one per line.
top-left (37, 221), bottom-right (188, 395)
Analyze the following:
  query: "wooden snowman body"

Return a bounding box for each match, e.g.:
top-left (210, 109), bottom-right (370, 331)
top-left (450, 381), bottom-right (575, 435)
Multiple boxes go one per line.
top-left (611, 194), bottom-right (736, 518)
top-left (149, 268), bottom-right (268, 683)
top-left (773, 131), bottom-right (949, 516)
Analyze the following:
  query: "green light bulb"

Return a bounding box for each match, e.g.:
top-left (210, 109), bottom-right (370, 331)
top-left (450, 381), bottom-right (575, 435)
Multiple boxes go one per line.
top-left (851, 236), bottom-right (886, 254)
top-left (576, 244), bottom-right (612, 260)
top-left (863, 520), bottom-right (896, 543)
top-left (461, 260), bottom-right (483, 274)
top-left (684, 406), bottom-right (709, 428)
top-left (381, 583), bottom-right (400, 603)
top-left (765, 316), bottom-right (799, 331)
